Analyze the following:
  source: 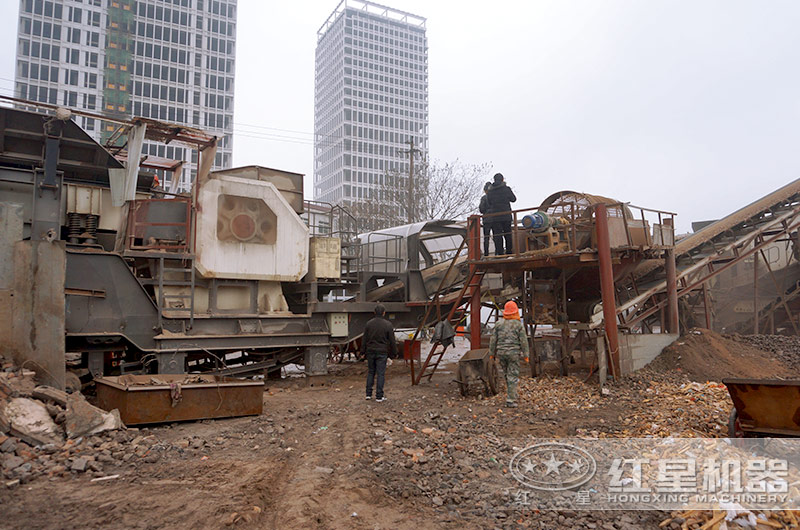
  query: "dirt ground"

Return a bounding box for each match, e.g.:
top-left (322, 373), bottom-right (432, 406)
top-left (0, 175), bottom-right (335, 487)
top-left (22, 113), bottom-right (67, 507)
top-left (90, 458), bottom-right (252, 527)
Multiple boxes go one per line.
top-left (0, 332), bottom-right (791, 529)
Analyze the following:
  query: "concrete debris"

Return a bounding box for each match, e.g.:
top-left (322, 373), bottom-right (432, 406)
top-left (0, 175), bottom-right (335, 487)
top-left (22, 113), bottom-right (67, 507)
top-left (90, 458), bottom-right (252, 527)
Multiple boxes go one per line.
top-left (0, 397), bottom-right (62, 446)
top-left (2, 455), bottom-right (23, 470)
top-left (69, 457), bottom-right (88, 472)
top-left (65, 393), bottom-right (124, 439)
top-left (32, 386), bottom-right (68, 407)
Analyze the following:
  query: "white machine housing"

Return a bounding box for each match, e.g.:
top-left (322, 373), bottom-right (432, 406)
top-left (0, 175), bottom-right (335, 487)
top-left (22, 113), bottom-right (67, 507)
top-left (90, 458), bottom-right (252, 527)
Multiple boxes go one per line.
top-left (195, 174), bottom-right (309, 281)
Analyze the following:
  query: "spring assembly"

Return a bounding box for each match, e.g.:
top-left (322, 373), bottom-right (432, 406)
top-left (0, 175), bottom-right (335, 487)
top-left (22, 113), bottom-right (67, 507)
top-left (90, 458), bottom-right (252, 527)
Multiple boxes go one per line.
top-left (67, 212), bottom-right (81, 244)
top-left (84, 214), bottom-right (98, 244)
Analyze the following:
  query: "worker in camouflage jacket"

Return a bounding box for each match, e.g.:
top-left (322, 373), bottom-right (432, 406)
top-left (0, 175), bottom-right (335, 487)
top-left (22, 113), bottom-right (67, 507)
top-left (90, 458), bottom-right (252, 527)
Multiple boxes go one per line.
top-left (489, 301), bottom-right (529, 407)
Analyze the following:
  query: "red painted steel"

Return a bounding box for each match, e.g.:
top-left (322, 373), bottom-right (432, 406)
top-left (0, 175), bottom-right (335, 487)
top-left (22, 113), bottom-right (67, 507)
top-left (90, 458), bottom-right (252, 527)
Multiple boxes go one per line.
top-left (594, 203), bottom-right (621, 378)
top-left (468, 215), bottom-right (482, 349)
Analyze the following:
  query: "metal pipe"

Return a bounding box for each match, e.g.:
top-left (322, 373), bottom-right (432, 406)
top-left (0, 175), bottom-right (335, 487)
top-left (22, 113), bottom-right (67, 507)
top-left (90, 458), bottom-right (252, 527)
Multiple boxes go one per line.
top-left (665, 248), bottom-right (679, 334)
top-left (594, 203), bottom-right (621, 378)
top-left (468, 215), bottom-right (482, 349)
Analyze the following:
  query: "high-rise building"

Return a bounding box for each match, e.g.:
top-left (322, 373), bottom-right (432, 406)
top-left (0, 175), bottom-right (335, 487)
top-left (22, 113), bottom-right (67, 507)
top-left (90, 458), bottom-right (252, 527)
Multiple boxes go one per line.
top-left (14, 0), bottom-right (236, 189)
top-left (313, 0), bottom-right (428, 225)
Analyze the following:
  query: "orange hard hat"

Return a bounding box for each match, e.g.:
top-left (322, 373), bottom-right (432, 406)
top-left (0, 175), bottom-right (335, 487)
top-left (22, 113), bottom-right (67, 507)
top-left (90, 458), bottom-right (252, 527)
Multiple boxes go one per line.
top-left (503, 301), bottom-right (519, 318)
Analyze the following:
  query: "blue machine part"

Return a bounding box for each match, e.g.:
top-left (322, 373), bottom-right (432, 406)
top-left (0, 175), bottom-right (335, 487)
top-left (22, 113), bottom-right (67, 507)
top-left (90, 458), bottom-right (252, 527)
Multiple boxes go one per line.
top-left (522, 211), bottom-right (550, 232)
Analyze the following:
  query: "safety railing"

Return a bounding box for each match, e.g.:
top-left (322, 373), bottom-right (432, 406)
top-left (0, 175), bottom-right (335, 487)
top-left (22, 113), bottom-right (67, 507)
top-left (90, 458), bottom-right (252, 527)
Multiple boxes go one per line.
top-left (359, 231), bottom-right (405, 274)
top-left (475, 200), bottom-right (676, 258)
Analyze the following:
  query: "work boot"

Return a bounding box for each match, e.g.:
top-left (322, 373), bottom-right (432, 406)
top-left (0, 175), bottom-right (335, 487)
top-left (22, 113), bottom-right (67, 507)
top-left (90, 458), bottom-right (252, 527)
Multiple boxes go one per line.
top-left (505, 401), bottom-right (518, 408)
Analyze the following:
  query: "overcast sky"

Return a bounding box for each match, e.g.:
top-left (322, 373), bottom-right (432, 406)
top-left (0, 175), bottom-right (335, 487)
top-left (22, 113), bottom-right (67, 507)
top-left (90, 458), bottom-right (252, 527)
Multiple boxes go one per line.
top-left (2, 0), bottom-right (799, 232)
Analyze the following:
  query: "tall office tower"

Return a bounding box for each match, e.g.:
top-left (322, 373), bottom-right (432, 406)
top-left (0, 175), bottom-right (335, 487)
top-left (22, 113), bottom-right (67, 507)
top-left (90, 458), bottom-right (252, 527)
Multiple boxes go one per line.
top-left (314, 0), bottom-right (428, 228)
top-left (14, 0), bottom-right (236, 189)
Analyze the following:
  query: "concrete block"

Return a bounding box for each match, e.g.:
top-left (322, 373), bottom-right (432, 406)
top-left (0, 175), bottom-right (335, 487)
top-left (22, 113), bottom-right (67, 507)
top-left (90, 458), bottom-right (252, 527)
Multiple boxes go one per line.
top-left (304, 346), bottom-right (328, 376)
top-left (0, 397), bottom-right (62, 447)
top-left (12, 240), bottom-right (66, 390)
top-left (618, 333), bottom-right (680, 375)
top-left (65, 392), bottom-right (123, 439)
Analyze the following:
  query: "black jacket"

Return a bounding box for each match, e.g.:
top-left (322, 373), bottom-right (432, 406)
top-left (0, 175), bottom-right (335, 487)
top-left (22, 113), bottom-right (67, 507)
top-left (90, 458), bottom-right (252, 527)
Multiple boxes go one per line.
top-left (361, 316), bottom-right (397, 356)
top-left (486, 182), bottom-right (517, 221)
top-left (479, 194), bottom-right (489, 214)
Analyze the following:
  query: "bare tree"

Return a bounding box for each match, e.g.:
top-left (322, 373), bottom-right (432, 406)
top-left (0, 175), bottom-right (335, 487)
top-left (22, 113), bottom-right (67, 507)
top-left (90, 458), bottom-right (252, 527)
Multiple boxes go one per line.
top-left (347, 160), bottom-right (492, 232)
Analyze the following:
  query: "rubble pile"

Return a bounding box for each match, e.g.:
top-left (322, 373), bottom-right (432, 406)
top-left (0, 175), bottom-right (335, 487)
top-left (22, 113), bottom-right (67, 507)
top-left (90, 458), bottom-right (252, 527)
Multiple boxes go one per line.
top-left (728, 333), bottom-right (800, 372)
top-left (0, 359), bottom-right (129, 487)
top-left (662, 508), bottom-right (800, 529)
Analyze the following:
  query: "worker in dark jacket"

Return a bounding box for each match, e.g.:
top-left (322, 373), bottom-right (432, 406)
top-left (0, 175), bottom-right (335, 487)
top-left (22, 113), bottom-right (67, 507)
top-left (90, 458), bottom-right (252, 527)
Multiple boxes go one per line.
top-left (486, 173), bottom-right (517, 255)
top-left (478, 181), bottom-right (492, 256)
top-left (361, 304), bottom-right (397, 402)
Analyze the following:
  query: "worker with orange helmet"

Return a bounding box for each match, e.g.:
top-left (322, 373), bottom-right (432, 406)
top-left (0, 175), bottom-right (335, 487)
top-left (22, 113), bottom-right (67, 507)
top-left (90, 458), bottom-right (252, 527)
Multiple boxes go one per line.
top-left (489, 301), bottom-right (529, 408)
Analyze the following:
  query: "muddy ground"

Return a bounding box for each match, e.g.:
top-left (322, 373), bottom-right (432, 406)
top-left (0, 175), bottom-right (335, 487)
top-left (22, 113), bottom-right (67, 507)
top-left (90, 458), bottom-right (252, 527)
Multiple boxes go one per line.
top-left (2, 330), bottom-right (790, 529)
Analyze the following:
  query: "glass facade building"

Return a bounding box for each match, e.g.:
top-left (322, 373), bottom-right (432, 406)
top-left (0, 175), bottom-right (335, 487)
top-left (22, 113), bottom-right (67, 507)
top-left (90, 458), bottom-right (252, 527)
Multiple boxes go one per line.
top-left (313, 0), bottom-right (428, 219)
top-left (14, 0), bottom-right (236, 190)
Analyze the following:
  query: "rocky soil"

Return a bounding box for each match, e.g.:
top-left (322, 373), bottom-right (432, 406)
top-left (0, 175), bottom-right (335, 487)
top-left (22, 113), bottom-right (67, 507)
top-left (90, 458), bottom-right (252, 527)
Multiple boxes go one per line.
top-left (1, 333), bottom-right (797, 529)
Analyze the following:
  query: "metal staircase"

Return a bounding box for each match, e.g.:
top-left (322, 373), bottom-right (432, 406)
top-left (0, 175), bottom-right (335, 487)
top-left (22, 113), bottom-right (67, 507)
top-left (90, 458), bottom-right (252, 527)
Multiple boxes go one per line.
top-left (409, 232), bottom-right (484, 384)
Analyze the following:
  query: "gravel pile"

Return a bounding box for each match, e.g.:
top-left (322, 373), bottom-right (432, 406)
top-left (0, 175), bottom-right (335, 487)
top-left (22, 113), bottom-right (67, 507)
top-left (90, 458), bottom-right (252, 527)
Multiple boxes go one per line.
top-left (727, 333), bottom-right (800, 372)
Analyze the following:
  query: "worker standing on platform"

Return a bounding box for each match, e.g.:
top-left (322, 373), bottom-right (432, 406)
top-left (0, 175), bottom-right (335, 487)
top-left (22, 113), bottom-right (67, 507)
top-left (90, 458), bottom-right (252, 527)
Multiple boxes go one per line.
top-left (489, 301), bottom-right (529, 407)
top-left (486, 173), bottom-right (517, 255)
top-left (362, 304), bottom-right (397, 403)
top-left (478, 181), bottom-right (492, 256)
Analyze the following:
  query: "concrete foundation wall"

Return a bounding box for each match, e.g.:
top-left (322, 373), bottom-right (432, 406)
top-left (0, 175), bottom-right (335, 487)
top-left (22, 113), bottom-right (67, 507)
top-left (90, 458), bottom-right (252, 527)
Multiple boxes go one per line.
top-left (618, 333), bottom-right (679, 375)
top-left (11, 240), bottom-right (66, 389)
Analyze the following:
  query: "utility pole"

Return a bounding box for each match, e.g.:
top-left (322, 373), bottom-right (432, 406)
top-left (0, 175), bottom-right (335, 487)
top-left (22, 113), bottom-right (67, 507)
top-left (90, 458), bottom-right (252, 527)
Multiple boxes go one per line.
top-left (401, 138), bottom-right (421, 223)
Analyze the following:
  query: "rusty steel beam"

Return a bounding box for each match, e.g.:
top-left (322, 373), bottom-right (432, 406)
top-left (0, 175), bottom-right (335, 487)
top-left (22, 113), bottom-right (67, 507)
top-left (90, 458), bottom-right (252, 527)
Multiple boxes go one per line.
top-left (469, 215), bottom-right (482, 349)
top-left (665, 248), bottom-right (679, 333)
top-left (595, 203), bottom-right (621, 378)
top-left (618, 204), bottom-right (800, 322)
top-left (624, 209), bottom-right (800, 329)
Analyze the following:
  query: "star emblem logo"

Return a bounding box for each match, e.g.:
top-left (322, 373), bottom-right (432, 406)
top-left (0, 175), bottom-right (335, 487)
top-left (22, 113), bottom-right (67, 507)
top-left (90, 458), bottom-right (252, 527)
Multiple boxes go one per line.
top-left (543, 453), bottom-right (564, 476)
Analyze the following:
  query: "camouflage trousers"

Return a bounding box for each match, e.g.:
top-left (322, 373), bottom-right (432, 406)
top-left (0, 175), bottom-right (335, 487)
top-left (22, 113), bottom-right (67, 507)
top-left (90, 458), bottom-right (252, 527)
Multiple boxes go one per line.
top-left (498, 352), bottom-right (520, 403)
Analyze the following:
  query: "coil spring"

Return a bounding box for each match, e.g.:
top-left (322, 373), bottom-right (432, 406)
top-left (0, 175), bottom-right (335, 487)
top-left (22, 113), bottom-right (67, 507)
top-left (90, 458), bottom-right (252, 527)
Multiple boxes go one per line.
top-left (67, 212), bottom-right (81, 243)
top-left (85, 214), bottom-right (98, 243)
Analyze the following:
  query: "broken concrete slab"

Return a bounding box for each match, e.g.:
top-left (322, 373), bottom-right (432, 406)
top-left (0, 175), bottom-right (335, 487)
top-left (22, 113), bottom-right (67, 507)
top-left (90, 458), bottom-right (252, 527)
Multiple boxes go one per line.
top-left (32, 386), bottom-right (68, 407)
top-left (0, 397), bottom-right (62, 447)
top-left (65, 393), bottom-right (124, 439)
top-left (70, 457), bottom-right (88, 472)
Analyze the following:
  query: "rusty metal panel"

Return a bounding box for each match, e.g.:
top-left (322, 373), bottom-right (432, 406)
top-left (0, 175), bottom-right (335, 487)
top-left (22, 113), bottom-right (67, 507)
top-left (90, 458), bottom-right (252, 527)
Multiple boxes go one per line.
top-left (724, 378), bottom-right (800, 436)
top-left (95, 374), bottom-right (263, 425)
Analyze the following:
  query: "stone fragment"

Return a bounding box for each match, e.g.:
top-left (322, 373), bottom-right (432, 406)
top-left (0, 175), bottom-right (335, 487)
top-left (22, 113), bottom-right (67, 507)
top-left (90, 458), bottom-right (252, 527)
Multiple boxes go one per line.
top-left (32, 386), bottom-right (68, 407)
top-left (3, 455), bottom-right (23, 470)
top-left (0, 398), bottom-right (62, 446)
top-left (65, 393), bottom-right (124, 439)
top-left (0, 438), bottom-right (16, 453)
top-left (70, 457), bottom-right (88, 472)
